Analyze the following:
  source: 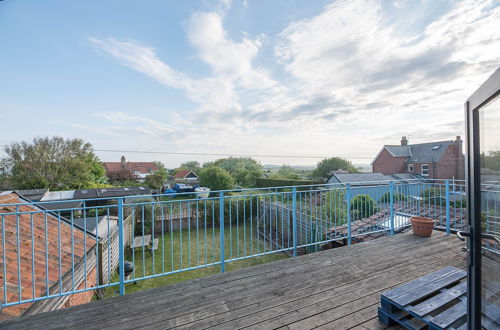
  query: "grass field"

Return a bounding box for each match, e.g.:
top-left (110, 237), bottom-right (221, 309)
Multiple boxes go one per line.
top-left (103, 223), bottom-right (288, 297)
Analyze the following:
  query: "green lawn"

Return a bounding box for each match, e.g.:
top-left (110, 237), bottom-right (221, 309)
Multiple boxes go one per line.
top-left (103, 223), bottom-right (288, 297)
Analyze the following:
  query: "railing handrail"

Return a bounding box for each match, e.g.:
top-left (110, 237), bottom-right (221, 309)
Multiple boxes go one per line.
top-left (0, 178), bottom-right (491, 316)
top-left (0, 178), bottom-right (468, 208)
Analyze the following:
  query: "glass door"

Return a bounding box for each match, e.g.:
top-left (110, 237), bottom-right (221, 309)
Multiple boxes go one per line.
top-left (466, 68), bottom-right (500, 329)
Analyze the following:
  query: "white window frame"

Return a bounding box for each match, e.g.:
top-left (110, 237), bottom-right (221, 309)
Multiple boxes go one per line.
top-left (421, 164), bottom-right (429, 177)
top-left (408, 164), bottom-right (414, 172)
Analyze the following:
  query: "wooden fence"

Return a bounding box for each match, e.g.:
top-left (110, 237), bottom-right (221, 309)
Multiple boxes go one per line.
top-left (258, 200), bottom-right (331, 254)
top-left (98, 214), bottom-right (133, 284)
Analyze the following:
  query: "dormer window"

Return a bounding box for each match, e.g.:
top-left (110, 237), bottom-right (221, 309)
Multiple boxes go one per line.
top-left (408, 164), bottom-right (414, 172)
top-left (421, 164), bottom-right (429, 176)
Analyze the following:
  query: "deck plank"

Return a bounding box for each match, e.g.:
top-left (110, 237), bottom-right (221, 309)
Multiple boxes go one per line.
top-left (169, 250), bottom-right (463, 330)
top-left (106, 237), bottom-right (457, 329)
top-left (0, 231), bottom-right (466, 330)
top-left (16, 231), bottom-right (451, 329)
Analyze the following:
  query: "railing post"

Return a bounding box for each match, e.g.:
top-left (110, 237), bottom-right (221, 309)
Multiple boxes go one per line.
top-left (117, 198), bottom-right (125, 296)
top-left (389, 182), bottom-right (395, 235)
top-left (219, 192), bottom-right (225, 273)
top-left (292, 187), bottom-right (297, 257)
top-left (346, 184), bottom-right (351, 246)
top-left (445, 180), bottom-right (450, 235)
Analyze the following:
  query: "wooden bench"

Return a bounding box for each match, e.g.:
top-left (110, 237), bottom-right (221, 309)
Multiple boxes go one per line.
top-left (131, 234), bottom-right (151, 248)
top-left (378, 266), bottom-right (469, 329)
top-left (150, 238), bottom-right (159, 251)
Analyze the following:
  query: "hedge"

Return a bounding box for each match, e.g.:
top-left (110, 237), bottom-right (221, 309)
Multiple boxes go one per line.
top-left (256, 178), bottom-right (322, 188)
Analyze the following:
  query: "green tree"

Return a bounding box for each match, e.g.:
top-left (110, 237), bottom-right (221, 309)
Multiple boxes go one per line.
top-left (107, 169), bottom-right (138, 184)
top-left (271, 165), bottom-right (300, 180)
top-left (312, 157), bottom-right (359, 180)
top-left (481, 150), bottom-right (500, 171)
top-left (153, 161), bottom-right (169, 181)
top-left (2, 136), bottom-right (107, 190)
top-left (212, 157), bottom-right (263, 187)
top-left (0, 159), bottom-right (10, 189)
top-left (178, 161), bottom-right (202, 174)
top-left (144, 173), bottom-right (164, 189)
top-left (199, 166), bottom-right (235, 191)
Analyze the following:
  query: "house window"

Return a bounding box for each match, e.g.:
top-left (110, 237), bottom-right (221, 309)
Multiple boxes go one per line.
top-left (421, 164), bottom-right (429, 177)
top-left (408, 164), bottom-right (414, 172)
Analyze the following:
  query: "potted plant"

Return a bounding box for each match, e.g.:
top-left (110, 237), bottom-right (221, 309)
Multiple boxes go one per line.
top-left (410, 216), bottom-right (434, 237)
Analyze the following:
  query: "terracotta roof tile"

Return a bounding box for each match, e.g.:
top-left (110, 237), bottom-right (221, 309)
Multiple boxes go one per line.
top-left (102, 162), bottom-right (158, 175)
top-left (173, 170), bottom-right (199, 179)
top-left (0, 193), bottom-right (96, 318)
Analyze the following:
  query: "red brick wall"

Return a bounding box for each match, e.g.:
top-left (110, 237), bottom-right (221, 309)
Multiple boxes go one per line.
top-left (64, 267), bottom-right (97, 308)
top-left (435, 143), bottom-right (465, 180)
top-left (372, 149), bottom-right (406, 174)
top-left (373, 143), bottom-right (464, 180)
top-left (412, 162), bottom-right (434, 178)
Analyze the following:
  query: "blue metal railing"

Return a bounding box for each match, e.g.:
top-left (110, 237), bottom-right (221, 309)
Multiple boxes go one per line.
top-left (0, 178), bottom-right (494, 312)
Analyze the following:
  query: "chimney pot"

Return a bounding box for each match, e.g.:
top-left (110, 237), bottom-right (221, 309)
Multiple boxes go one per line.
top-left (401, 136), bottom-right (408, 146)
top-left (456, 136), bottom-right (461, 141)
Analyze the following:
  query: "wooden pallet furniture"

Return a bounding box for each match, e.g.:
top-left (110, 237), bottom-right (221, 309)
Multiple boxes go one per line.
top-left (378, 266), bottom-right (470, 329)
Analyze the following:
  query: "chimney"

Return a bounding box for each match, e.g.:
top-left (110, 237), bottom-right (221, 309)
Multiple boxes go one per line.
top-left (401, 136), bottom-right (408, 146)
top-left (121, 156), bottom-right (126, 168)
top-left (455, 136), bottom-right (463, 155)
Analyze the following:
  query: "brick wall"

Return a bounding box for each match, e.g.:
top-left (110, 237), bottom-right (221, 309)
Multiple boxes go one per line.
top-left (412, 162), bottom-right (434, 178)
top-left (435, 143), bottom-right (465, 180)
top-left (372, 149), bottom-right (406, 174)
top-left (373, 142), bottom-right (465, 180)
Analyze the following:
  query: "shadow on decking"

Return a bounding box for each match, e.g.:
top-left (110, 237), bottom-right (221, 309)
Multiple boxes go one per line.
top-left (0, 231), bottom-right (466, 330)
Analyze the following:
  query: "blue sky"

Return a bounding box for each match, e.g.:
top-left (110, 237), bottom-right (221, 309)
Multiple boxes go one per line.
top-left (1, 0), bottom-right (499, 167)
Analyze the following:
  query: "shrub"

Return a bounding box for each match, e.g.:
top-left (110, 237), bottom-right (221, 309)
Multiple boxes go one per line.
top-left (144, 173), bottom-right (164, 189)
top-left (350, 194), bottom-right (378, 220)
top-left (85, 207), bottom-right (109, 218)
top-left (380, 192), bottom-right (407, 203)
top-left (203, 196), bottom-right (259, 225)
top-left (125, 198), bottom-right (161, 235)
top-left (256, 178), bottom-right (322, 189)
top-left (420, 187), bottom-right (466, 208)
top-left (421, 187), bottom-right (446, 200)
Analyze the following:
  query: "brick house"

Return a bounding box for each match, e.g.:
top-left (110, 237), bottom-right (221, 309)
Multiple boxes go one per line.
top-left (372, 136), bottom-right (465, 180)
top-left (103, 156), bottom-right (158, 181)
top-left (0, 192), bottom-right (98, 320)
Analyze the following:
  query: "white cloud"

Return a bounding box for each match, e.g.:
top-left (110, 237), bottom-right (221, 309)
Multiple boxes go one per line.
top-left (186, 11), bottom-right (277, 90)
top-left (273, 0), bottom-right (500, 134)
top-left (89, 38), bottom-right (193, 90)
top-left (92, 111), bottom-right (182, 140)
top-left (88, 0), bottom-right (500, 165)
top-left (89, 37), bottom-right (241, 114)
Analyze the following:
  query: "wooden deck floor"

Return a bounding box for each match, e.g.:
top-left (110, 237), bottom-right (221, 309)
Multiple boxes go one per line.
top-left (0, 231), bottom-right (466, 330)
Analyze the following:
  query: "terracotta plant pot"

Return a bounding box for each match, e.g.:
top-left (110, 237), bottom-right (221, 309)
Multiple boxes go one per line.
top-left (410, 216), bottom-right (434, 237)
